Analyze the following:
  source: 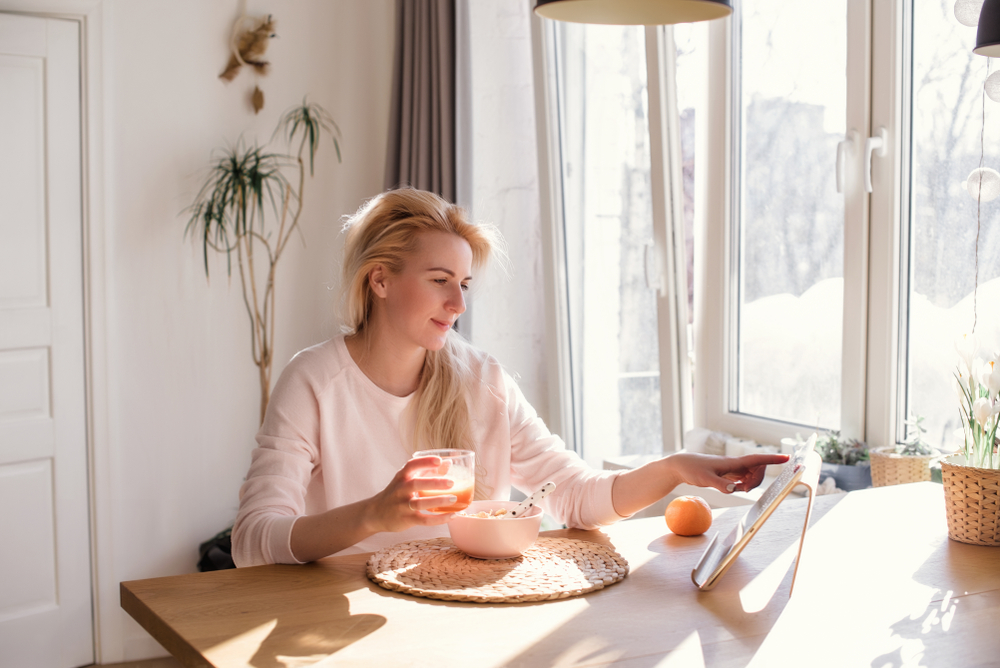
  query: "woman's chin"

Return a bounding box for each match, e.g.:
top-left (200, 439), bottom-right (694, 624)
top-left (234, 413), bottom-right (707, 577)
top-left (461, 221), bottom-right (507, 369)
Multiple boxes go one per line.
top-left (424, 332), bottom-right (450, 352)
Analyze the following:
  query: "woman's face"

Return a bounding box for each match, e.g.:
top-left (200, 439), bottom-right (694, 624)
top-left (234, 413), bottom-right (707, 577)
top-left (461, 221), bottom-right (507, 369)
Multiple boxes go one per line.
top-left (373, 231), bottom-right (473, 353)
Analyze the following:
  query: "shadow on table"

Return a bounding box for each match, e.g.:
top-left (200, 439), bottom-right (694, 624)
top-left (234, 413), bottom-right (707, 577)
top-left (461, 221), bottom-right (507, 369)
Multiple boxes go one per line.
top-left (868, 536), bottom-right (1000, 668)
top-left (497, 494), bottom-right (846, 667)
top-left (199, 563), bottom-right (386, 668)
top-left (244, 601), bottom-right (385, 668)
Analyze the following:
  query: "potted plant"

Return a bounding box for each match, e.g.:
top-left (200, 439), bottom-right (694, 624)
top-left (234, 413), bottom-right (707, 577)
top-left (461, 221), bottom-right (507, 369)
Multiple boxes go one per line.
top-left (185, 99), bottom-right (341, 570)
top-left (942, 334), bottom-right (1000, 546)
top-left (815, 430), bottom-right (871, 491)
top-left (186, 99), bottom-right (341, 424)
top-left (869, 414), bottom-right (940, 487)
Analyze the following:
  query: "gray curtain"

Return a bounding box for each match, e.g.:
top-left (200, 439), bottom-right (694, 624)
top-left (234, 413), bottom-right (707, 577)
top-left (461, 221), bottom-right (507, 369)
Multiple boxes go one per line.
top-left (385, 0), bottom-right (456, 201)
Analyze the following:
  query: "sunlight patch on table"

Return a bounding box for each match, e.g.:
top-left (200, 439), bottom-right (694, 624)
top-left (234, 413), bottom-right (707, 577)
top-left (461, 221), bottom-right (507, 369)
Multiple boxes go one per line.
top-left (204, 618), bottom-right (278, 665)
top-left (738, 539), bottom-right (799, 613)
top-left (545, 635), bottom-right (627, 667)
top-left (273, 653), bottom-right (338, 668)
top-left (657, 630), bottom-right (705, 668)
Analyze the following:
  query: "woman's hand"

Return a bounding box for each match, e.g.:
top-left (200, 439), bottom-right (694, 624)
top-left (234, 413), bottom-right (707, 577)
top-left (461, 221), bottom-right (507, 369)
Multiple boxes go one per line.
top-left (365, 455), bottom-right (458, 533)
top-left (611, 451), bottom-right (790, 518)
top-left (289, 456), bottom-right (457, 563)
top-left (666, 451), bottom-right (789, 494)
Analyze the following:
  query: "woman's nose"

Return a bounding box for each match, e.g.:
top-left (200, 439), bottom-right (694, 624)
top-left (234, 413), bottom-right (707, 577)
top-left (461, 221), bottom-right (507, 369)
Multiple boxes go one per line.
top-left (448, 285), bottom-right (466, 314)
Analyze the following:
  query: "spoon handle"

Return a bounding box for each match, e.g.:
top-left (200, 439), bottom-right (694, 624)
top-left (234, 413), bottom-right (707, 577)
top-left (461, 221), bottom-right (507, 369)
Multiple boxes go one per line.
top-left (508, 481), bottom-right (556, 518)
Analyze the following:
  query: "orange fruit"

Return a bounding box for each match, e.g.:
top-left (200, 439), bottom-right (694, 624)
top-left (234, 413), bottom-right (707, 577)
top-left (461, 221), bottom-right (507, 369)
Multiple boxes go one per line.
top-left (664, 495), bottom-right (713, 536)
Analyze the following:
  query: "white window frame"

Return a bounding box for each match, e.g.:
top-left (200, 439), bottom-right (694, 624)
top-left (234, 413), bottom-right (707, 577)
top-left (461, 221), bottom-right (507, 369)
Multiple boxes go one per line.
top-left (533, 0), bottom-right (909, 452)
top-left (530, 16), bottom-right (693, 457)
top-left (699, 0), bottom-right (907, 450)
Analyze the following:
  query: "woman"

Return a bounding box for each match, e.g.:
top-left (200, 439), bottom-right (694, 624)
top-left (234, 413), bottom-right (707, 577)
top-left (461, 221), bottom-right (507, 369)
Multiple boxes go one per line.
top-left (232, 188), bottom-right (786, 567)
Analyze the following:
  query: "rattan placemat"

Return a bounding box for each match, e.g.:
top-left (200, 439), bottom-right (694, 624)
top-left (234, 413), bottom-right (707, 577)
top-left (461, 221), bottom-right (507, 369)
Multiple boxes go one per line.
top-left (366, 536), bottom-right (629, 603)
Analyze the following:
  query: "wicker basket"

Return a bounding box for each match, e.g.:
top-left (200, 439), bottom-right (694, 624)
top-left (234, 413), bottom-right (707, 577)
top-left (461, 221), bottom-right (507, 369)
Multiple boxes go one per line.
top-left (870, 447), bottom-right (937, 487)
top-left (941, 457), bottom-right (1000, 546)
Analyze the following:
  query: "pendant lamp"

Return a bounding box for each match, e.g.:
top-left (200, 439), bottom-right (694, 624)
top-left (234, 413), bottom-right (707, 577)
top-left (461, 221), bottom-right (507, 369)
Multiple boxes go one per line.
top-left (975, 0), bottom-right (1000, 56)
top-left (534, 0), bottom-right (732, 25)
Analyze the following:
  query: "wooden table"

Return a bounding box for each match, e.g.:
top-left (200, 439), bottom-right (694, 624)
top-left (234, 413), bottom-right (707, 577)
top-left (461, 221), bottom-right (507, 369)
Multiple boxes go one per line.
top-left (121, 483), bottom-right (1000, 667)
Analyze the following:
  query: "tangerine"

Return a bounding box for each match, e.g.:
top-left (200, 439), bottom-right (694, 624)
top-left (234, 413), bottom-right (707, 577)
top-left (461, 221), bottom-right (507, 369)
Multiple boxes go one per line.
top-left (664, 495), bottom-right (713, 536)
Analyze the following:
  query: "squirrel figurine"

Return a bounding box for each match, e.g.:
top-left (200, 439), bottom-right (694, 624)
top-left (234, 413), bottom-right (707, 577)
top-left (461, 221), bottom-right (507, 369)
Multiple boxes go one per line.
top-left (219, 15), bottom-right (276, 83)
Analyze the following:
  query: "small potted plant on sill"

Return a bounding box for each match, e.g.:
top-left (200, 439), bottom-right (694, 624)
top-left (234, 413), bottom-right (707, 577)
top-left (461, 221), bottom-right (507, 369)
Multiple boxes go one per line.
top-left (816, 430), bottom-right (871, 491)
top-left (870, 414), bottom-right (940, 487)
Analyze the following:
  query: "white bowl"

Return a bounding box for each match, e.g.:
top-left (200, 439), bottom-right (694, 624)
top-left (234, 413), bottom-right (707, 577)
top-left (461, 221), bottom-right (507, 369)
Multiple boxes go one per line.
top-left (447, 500), bottom-right (543, 559)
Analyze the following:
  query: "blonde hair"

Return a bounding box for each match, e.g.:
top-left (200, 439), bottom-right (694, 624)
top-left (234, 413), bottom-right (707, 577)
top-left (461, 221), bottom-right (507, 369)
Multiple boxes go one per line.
top-left (341, 188), bottom-right (502, 494)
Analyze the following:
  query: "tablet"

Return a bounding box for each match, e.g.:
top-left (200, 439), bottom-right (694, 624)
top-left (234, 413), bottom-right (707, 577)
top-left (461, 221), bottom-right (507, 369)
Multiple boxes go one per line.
top-left (691, 434), bottom-right (818, 591)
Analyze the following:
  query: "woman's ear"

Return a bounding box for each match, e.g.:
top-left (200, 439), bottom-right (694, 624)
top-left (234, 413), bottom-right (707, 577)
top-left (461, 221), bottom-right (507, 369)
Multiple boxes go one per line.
top-left (368, 265), bottom-right (389, 298)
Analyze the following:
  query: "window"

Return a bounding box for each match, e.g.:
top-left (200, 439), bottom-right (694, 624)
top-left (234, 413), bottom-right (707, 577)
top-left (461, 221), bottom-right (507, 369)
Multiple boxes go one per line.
top-left (535, 22), bottom-right (703, 466)
top-left (734, 0), bottom-right (847, 429)
top-left (535, 0), bottom-right (999, 454)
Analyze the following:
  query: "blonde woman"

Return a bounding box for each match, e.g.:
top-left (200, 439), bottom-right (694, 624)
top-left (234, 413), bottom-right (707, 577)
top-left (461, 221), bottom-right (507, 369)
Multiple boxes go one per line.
top-left (232, 188), bottom-right (785, 566)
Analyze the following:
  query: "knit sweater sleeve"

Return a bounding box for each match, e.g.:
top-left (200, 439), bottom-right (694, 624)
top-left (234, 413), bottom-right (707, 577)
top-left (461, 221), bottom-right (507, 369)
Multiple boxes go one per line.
top-left (232, 350), bottom-right (323, 567)
top-left (498, 363), bottom-right (629, 529)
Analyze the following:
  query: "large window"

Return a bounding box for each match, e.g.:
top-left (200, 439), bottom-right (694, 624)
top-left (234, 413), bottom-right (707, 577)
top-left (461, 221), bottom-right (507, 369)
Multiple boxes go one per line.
top-left (735, 0), bottom-right (847, 429)
top-left (539, 22), bottom-right (703, 466)
top-left (548, 24), bottom-right (663, 467)
top-left (535, 0), bottom-right (1000, 454)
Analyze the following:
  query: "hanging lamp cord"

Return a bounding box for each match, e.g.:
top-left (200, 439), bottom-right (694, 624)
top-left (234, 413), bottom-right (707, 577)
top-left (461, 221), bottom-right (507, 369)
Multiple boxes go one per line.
top-left (974, 60), bottom-right (988, 334)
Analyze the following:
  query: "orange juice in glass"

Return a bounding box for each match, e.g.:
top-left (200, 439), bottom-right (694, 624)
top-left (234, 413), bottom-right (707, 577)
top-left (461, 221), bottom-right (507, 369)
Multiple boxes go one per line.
top-left (412, 449), bottom-right (475, 513)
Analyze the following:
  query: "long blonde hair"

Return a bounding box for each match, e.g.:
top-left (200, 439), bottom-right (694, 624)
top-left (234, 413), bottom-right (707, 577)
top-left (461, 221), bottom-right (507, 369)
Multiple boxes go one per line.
top-left (341, 189), bottom-right (502, 483)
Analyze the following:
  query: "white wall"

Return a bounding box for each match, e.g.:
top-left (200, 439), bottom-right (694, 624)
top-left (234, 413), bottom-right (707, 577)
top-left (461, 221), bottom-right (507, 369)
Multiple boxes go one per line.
top-left (462, 0), bottom-right (551, 423)
top-left (93, 0), bottom-right (395, 661)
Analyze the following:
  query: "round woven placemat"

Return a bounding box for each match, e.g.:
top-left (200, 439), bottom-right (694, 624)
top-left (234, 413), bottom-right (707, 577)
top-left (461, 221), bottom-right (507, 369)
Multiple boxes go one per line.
top-left (366, 536), bottom-right (629, 603)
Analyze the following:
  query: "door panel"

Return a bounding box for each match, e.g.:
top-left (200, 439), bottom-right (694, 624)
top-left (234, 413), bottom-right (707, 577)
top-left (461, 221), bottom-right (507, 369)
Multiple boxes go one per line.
top-left (0, 12), bottom-right (93, 668)
top-left (0, 459), bottom-right (57, 621)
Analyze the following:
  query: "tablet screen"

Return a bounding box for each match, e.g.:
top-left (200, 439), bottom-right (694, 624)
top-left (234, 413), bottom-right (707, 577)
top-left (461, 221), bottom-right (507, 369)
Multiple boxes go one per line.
top-left (692, 434), bottom-right (817, 590)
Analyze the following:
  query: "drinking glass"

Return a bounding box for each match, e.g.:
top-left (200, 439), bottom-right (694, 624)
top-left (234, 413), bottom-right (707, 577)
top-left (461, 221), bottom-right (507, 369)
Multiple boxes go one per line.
top-left (411, 449), bottom-right (475, 513)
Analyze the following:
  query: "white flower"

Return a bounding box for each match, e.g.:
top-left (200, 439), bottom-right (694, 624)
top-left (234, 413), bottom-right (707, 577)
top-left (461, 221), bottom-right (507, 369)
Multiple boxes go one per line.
top-left (957, 373), bottom-right (969, 405)
top-left (980, 357), bottom-right (1000, 399)
top-left (956, 333), bottom-right (980, 375)
top-left (972, 397), bottom-right (998, 429)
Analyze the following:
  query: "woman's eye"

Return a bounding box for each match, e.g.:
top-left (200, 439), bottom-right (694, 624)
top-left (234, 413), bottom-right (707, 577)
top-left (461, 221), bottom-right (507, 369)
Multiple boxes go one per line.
top-left (434, 278), bottom-right (448, 285)
top-left (461, 283), bottom-right (470, 292)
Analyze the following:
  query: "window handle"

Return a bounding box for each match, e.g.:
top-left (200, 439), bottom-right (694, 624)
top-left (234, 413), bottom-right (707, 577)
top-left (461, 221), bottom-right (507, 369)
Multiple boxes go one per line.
top-left (865, 128), bottom-right (888, 193)
top-left (836, 131), bottom-right (859, 194)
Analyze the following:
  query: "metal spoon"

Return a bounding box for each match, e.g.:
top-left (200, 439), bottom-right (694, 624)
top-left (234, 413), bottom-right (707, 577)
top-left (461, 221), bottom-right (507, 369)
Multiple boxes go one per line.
top-left (507, 481), bottom-right (556, 518)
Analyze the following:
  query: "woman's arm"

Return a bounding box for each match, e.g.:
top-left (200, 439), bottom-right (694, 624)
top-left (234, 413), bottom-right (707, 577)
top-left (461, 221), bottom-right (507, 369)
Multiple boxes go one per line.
top-left (610, 451), bottom-right (789, 517)
top-left (288, 456), bottom-right (458, 563)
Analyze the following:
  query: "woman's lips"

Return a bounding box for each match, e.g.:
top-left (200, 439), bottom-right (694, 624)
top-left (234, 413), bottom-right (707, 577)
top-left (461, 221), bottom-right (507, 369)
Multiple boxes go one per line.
top-left (432, 319), bottom-right (452, 331)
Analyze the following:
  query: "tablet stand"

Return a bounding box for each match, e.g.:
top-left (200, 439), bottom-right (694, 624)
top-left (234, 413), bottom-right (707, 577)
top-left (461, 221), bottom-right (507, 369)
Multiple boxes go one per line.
top-left (692, 445), bottom-right (821, 593)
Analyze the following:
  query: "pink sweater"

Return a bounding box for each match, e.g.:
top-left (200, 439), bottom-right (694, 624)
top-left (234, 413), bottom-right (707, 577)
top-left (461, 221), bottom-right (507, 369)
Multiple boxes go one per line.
top-left (232, 336), bottom-right (626, 566)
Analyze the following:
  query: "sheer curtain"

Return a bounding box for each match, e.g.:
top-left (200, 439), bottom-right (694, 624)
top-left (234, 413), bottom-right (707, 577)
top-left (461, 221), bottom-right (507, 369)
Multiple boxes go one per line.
top-left (384, 0), bottom-right (456, 201)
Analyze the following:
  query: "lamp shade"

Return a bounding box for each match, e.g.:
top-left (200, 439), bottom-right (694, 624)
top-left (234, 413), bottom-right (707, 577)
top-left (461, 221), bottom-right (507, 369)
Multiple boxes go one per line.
top-left (975, 0), bottom-right (1000, 56)
top-left (534, 0), bottom-right (732, 25)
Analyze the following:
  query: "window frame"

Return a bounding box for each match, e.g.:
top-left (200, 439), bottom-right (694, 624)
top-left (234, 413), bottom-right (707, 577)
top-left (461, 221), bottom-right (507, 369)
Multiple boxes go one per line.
top-left (533, 0), bottom-right (911, 452)
top-left (530, 18), bottom-right (693, 460)
top-left (700, 0), bottom-right (907, 450)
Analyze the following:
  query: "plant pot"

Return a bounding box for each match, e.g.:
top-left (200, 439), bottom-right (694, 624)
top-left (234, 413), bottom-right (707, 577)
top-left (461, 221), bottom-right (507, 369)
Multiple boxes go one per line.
top-left (819, 461), bottom-right (872, 491)
top-left (870, 447), bottom-right (938, 487)
top-left (941, 455), bottom-right (1000, 546)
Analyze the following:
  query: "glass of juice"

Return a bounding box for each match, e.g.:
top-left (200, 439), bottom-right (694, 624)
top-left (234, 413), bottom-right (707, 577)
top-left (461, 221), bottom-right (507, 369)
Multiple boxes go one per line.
top-left (412, 449), bottom-right (475, 513)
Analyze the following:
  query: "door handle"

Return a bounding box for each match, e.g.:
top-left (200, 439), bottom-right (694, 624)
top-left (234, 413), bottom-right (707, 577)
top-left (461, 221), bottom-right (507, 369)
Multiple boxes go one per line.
top-left (836, 131), bottom-right (859, 194)
top-left (865, 128), bottom-right (888, 193)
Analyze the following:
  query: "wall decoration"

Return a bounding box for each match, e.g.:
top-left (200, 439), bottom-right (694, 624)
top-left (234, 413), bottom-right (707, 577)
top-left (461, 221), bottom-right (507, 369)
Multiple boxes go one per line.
top-left (220, 14), bottom-right (276, 113)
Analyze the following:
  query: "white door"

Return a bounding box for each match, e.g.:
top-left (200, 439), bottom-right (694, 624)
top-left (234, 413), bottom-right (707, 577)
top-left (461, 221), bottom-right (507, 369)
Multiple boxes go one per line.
top-left (0, 13), bottom-right (93, 668)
